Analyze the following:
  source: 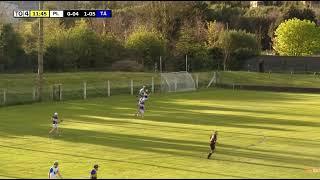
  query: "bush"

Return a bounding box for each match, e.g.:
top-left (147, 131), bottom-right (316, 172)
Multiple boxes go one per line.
top-left (125, 26), bottom-right (166, 70)
top-left (273, 18), bottom-right (320, 56)
top-left (111, 60), bottom-right (144, 72)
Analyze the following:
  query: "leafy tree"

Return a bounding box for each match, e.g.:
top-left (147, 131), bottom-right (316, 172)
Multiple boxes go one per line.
top-left (44, 20), bottom-right (104, 71)
top-left (0, 24), bottom-right (25, 71)
top-left (175, 22), bottom-right (209, 71)
top-left (125, 26), bottom-right (166, 69)
top-left (207, 21), bottom-right (225, 48)
top-left (273, 18), bottom-right (320, 56)
top-left (205, 4), bottom-right (245, 23)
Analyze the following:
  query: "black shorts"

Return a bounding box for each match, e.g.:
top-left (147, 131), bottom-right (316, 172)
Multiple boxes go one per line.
top-left (210, 143), bottom-right (216, 150)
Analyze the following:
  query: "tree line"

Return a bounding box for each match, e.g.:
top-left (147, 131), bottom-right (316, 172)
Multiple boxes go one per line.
top-left (0, 1), bottom-right (319, 73)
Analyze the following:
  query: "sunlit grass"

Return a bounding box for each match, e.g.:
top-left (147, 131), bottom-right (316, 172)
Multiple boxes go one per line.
top-left (0, 89), bottom-right (319, 178)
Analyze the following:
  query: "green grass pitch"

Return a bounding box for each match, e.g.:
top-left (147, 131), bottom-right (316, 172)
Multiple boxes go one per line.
top-left (0, 89), bottom-right (319, 178)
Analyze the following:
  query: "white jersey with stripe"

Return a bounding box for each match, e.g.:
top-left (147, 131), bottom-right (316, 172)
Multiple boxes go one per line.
top-left (52, 115), bottom-right (58, 124)
top-left (49, 166), bottom-right (59, 179)
top-left (139, 97), bottom-right (147, 106)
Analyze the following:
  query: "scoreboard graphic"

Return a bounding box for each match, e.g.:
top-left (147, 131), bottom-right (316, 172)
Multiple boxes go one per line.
top-left (13, 10), bottom-right (112, 18)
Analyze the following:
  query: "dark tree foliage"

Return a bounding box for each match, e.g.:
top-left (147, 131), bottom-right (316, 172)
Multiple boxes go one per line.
top-left (282, 6), bottom-right (316, 23)
top-left (0, 24), bottom-right (27, 72)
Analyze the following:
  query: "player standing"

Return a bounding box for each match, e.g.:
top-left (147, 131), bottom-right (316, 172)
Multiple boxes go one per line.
top-left (207, 131), bottom-right (218, 159)
top-left (48, 161), bottom-right (63, 179)
top-left (49, 112), bottom-right (62, 136)
top-left (136, 94), bottom-right (148, 118)
top-left (90, 164), bottom-right (99, 179)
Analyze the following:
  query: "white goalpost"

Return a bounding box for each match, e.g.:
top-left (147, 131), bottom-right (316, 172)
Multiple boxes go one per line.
top-left (160, 71), bottom-right (196, 92)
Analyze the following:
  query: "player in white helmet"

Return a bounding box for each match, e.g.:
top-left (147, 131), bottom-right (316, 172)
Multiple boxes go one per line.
top-left (138, 86), bottom-right (146, 98)
top-left (49, 112), bottom-right (63, 137)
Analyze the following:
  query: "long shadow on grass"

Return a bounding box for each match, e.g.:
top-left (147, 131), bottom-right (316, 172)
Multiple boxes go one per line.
top-left (156, 101), bottom-right (319, 120)
top-left (71, 114), bottom-right (320, 145)
top-left (0, 144), bottom-right (248, 178)
top-left (65, 117), bottom-right (320, 150)
top-left (68, 101), bottom-right (319, 129)
top-left (76, 111), bottom-right (298, 132)
top-left (0, 128), bottom-right (314, 172)
top-left (160, 89), bottom-right (308, 102)
top-left (150, 105), bottom-right (320, 128)
top-left (64, 116), bottom-right (320, 154)
top-left (45, 128), bottom-right (320, 167)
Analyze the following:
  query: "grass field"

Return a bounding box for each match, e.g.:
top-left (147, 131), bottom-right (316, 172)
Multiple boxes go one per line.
top-left (0, 88), bottom-right (319, 178)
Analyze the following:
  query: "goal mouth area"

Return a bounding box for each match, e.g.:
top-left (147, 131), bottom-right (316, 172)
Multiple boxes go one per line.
top-left (160, 71), bottom-right (196, 93)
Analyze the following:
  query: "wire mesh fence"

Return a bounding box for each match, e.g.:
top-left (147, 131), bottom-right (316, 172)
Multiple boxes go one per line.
top-left (0, 73), bottom-right (178, 106)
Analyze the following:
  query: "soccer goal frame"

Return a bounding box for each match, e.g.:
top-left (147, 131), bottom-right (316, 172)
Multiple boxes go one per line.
top-left (160, 71), bottom-right (196, 93)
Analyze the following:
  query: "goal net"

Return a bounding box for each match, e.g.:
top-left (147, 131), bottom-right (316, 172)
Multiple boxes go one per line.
top-left (161, 71), bottom-right (196, 92)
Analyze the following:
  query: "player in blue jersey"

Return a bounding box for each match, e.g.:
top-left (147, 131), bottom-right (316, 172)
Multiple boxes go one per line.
top-left (49, 112), bottom-right (63, 136)
top-left (48, 161), bottom-right (63, 179)
top-left (90, 164), bottom-right (99, 179)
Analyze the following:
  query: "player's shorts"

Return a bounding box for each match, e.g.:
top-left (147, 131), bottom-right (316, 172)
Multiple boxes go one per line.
top-left (139, 106), bottom-right (145, 113)
top-left (210, 143), bottom-right (216, 150)
top-left (49, 174), bottom-right (57, 179)
top-left (52, 123), bottom-right (58, 129)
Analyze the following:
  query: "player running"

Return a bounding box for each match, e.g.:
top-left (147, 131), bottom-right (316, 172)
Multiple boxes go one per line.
top-left (90, 164), bottom-right (99, 179)
top-left (49, 112), bottom-right (63, 137)
top-left (48, 161), bottom-right (63, 179)
top-left (207, 131), bottom-right (218, 159)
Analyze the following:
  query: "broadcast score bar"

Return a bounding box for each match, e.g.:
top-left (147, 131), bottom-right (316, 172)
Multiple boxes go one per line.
top-left (13, 10), bottom-right (112, 18)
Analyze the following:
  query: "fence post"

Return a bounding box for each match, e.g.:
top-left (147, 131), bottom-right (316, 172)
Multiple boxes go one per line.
top-left (174, 79), bottom-right (177, 92)
top-left (83, 81), bottom-right (87, 100)
top-left (107, 80), bottom-right (110, 97)
top-left (3, 89), bottom-right (6, 105)
top-left (33, 87), bottom-right (36, 101)
top-left (196, 74), bottom-right (199, 89)
top-left (152, 77), bottom-right (154, 93)
top-left (130, 80), bottom-right (133, 95)
top-left (269, 71), bottom-right (271, 79)
top-left (59, 84), bottom-right (63, 101)
top-left (51, 85), bottom-right (54, 100)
